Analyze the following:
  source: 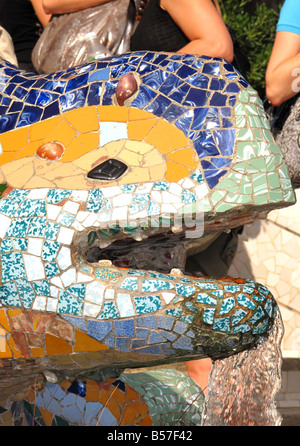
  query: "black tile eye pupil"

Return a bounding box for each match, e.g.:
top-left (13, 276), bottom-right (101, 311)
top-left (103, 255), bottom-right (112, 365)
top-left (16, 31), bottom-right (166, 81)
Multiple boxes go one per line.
top-left (87, 159), bottom-right (128, 180)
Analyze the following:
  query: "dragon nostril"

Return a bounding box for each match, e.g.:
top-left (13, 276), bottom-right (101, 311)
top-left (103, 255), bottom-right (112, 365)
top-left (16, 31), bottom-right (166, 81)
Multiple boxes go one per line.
top-left (87, 158), bottom-right (128, 180)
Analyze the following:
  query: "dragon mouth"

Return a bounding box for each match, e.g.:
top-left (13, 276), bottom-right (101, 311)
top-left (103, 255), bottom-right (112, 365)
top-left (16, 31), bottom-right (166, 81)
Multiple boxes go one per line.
top-left (78, 223), bottom-right (219, 276)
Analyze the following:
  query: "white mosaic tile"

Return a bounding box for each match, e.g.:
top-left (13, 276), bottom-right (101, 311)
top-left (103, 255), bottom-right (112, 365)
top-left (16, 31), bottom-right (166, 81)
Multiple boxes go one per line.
top-left (23, 254), bottom-right (45, 281)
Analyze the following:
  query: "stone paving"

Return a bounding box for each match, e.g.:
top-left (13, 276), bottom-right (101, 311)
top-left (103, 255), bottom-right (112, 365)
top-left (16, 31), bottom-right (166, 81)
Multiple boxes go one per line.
top-left (229, 189), bottom-right (300, 425)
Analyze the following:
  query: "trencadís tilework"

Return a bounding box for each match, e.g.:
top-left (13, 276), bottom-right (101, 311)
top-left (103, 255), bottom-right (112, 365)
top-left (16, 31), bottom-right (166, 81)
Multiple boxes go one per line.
top-left (0, 52), bottom-right (295, 426)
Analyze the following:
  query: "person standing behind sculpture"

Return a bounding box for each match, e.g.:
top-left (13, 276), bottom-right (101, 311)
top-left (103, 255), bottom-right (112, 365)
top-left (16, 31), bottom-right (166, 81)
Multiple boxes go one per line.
top-left (266, 0), bottom-right (300, 106)
top-left (131, 0), bottom-right (235, 395)
top-left (41, 0), bottom-right (113, 14)
top-left (130, 0), bottom-right (233, 61)
top-left (32, 0), bottom-right (138, 73)
top-left (0, 0), bottom-right (51, 71)
top-left (265, 0), bottom-right (300, 188)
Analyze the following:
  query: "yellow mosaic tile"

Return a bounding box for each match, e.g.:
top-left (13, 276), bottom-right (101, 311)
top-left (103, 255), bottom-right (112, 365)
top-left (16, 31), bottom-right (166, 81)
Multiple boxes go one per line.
top-left (118, 148), bottom-right (142, 166)
top-left (142, 149), bottom-right (165, 167)
top-left (3, 162), bottom-right (34, 188)
top-left (60, 133), bottom-right (99, 162)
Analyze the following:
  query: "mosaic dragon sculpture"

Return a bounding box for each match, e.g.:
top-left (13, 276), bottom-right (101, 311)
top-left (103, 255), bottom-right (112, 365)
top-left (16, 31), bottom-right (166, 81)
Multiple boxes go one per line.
top-left (0, 52), bottom-right (296, 426)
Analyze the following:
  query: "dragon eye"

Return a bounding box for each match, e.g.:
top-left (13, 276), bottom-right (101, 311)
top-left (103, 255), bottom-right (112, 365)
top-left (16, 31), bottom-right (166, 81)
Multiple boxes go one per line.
top-left (36, 141), bottom-right (64, 160)
top-left (87, 158), bottom-right (128, 180)
top-left (116, 73), bottom-right (138, 106)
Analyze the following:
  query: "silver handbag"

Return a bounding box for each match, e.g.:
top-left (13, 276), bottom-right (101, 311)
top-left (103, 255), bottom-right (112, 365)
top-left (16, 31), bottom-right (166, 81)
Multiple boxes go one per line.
top-left (32, 0), bottom-right (138, 74)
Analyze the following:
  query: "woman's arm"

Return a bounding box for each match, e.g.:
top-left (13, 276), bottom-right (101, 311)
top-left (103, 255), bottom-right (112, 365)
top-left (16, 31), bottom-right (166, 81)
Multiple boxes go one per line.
top-left (161, 0), bottom-right (234, 62)
top-left (266, 31), bottom-right (300, 106)
top-left (42, 0), bottom-right (113, 15)
top-left (30, 0), bottom-right (51, 27)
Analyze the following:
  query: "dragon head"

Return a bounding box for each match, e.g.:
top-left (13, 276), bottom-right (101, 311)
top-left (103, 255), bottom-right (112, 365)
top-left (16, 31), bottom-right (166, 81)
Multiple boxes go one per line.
top-left (0, 52), bottom-right (295, 393)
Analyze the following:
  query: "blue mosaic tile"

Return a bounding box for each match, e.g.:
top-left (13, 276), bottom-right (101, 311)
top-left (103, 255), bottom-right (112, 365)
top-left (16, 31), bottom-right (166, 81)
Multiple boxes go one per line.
top-left (219, 297), bottom-right (235, 315)
top-left (5, 217), bottom-right (32, 237)
top-left (98, 302), bottom-right (119, 319)
top-left (32, 280), bottom-right (50, 296)
top-left (237, 293), bottom-right (256, 310)
top-left (87, 190), bottom-right (104, 212)
top-left (197, 293), bottom-right (217, 306)
top-left (0, 238), bottom-right (13, 252)
top-left (142, 279), bottom-right (174, 292)
top-left (249, 306), bottom-right (265, 323)
top-left (134, 295), bottom-right (161, 315)
top-left (175, 283), bottom-right (196, 297)
top-left (67, 284), bottom-right (86, 300)
top-left (136, 315), bottom-right (156, 329)
top-left (67, 380), bottom-right (86, 398)
top-left (0, 198), bottom-right (19, 216)
top-left (86, 320), bottom-right (112, 340)
top-left (172, 336), bottom-right (193, 350)
top-left (114, 319), bottom-right (134, 337)
top-left (232, 309), bottom-right (248, 326)
top-left (213, 317), bottom-right (230, 332)
top-left (159, 330), bottom-right (177, 342)
top-left (203, 308), bottom-right (215, 325)
top-left (42, 240), bottom-right (60, 262)
top-left (1, 251), bottom-right (26, 282)
top-left (58, 290), bottom-right (83, 316)
top-left (27, 217), bottom-right (47, 237)
top-left (136, 327), bottom-right (150, 339)
top-left (148, 331), bottom-right (165, 344)
top-left (232, 323), bottom-right (250, 333)
top-left (15, 278), bottom-right (35, 307)
top-left (0, 281), bottom-right (20, 306)
top-left (157, 315), bottom-right (174, 330)
top-left (173, 321), bottom-right (188, 335)
top-left (120, 277), bottom-right (138, 291)
top-left (45, 262), bottom-right (60, 279)
top-left (45, 222), bottom-right (60, 240)
top-left (12, 238), bottom-right (28, 251)
top-left (116, 337), bottom-right (131, 352)
top-left (57, 212), bottom-right (75, 227)
top-left (46, 189), bottom-right (71, 204)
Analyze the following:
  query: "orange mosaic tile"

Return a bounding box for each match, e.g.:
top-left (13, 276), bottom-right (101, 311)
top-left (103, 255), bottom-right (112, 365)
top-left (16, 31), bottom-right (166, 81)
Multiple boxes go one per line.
top-left (98, 105), bottom-right (128, 122)
top-left (0, 310), bottom-right (11, 332)
top-left (127, 117), bottom-right (159, 140)
top-left (144, 119), bottom-right (190, 154)
top-left (64, 106), bottom-right (100, 133)
top-left (74, 329), bottom-right (109, 352)
top-left (45, 333), bottom-right (72, 356)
